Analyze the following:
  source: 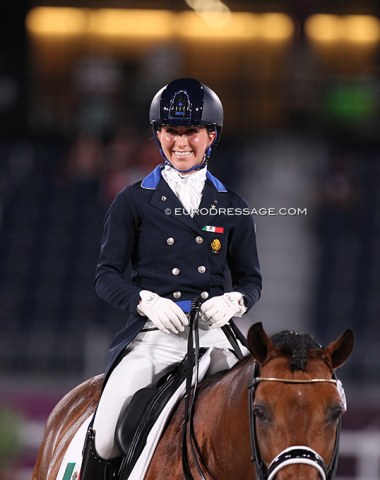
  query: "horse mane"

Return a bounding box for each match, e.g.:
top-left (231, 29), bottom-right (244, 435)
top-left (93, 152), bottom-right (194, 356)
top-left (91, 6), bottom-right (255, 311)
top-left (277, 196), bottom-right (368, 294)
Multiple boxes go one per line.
top-left (270, 330), bottom-right (322, 372)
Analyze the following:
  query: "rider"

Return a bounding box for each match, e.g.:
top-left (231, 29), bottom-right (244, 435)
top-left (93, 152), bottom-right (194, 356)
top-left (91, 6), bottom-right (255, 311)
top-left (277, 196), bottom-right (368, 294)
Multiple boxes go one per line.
top-left (80, 78), bottom-right (262, 479)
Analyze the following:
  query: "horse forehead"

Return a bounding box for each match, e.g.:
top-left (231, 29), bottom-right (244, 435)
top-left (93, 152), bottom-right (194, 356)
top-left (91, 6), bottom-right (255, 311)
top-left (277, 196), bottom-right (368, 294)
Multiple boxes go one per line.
top-left (258, 382), bottom-right (333, 408)
top-left (261, 354), bottom-right (331, 377)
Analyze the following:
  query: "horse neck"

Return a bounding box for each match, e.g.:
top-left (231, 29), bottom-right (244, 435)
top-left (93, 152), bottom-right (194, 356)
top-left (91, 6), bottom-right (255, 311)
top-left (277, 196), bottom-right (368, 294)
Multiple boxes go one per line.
top-left (200, 355), bottom-right (253, 406)
top-left (195, 356), bottom-right (255, 478)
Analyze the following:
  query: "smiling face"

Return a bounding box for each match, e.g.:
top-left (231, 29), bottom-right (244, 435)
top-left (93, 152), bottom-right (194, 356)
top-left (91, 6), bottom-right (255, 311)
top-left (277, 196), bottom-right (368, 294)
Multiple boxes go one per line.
top-left (156, 125), bottom-right (216, 172)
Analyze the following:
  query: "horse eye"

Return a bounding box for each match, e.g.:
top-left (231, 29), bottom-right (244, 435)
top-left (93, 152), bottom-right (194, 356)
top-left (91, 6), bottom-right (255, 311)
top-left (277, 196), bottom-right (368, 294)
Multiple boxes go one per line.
top-left (253, 405), bottom-right (269, 422)
top-left (328, 406), bottom-right (344, 424)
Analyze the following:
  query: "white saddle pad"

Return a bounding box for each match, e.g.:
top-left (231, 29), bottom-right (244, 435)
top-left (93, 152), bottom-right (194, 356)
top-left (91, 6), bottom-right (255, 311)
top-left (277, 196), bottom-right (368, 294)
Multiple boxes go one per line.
top-left (56, 414), bottom-right (93, 480)
top-left (56, 347), bottom-right (238, 480)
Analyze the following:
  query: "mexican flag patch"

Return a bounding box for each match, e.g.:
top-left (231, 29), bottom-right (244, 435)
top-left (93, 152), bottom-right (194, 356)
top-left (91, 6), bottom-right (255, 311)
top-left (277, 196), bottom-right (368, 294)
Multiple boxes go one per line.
top-left (202, 225), bottom-right (224, 234)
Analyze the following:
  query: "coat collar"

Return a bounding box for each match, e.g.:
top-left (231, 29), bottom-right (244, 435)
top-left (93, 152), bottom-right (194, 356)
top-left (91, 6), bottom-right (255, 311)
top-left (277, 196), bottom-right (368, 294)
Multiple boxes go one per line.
top-left (141, 164), bottom-right (227, 193)
top-left (147, 169), bottom-right (228, 233)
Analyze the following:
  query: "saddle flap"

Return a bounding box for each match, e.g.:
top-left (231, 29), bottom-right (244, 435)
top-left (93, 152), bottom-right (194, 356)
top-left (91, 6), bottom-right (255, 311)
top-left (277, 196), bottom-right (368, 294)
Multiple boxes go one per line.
top-left (115, 360), bottom-right (183, 453)
top-left (115, 350), bottom-right (209, 475)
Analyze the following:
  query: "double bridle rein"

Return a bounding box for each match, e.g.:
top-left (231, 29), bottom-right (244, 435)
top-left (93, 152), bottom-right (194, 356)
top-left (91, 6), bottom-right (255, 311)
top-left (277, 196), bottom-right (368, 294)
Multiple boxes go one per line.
top-left (248, 364), bottom-right (345, 480)
top-left (182, 300), bottom-right (248, 480)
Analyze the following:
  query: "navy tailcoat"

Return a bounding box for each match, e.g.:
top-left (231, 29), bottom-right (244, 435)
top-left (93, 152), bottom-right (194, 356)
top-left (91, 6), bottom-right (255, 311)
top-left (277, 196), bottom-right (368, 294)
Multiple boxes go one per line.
top-left (95, 165), bottom-right (262, 372)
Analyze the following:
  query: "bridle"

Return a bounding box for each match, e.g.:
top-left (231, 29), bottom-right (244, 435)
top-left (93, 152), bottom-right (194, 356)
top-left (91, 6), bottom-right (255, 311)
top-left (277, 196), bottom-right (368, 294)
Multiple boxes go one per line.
top-left (181, 302), bottom-right (346, 480)
top-left (248, 366), bottom-right (344, 480)
top-left (248, 362), bottom-right (345, 480)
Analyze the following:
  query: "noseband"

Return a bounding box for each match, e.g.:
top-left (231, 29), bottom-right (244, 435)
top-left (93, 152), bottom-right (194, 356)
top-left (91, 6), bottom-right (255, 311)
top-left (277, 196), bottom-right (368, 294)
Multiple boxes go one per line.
top-left (248, 363), bottom-right (345, 480)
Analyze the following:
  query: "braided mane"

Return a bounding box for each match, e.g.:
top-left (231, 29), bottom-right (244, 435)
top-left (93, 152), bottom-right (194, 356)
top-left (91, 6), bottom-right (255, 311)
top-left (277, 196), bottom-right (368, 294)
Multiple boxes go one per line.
top-left (270, 330), bottom-right (322, 372)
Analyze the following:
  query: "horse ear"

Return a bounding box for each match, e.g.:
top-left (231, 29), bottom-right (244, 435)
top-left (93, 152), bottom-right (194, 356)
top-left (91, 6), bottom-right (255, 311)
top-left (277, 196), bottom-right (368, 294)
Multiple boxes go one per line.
top-left (247, 322), bottom-right (273, 364)
top-left (324, 329), bottom-right (354, 370)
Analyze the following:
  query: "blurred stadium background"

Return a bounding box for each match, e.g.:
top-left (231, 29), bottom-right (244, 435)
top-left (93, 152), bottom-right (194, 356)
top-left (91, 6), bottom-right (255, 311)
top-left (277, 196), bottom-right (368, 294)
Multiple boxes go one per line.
top-left (0, 0), bottom-right (380, 478)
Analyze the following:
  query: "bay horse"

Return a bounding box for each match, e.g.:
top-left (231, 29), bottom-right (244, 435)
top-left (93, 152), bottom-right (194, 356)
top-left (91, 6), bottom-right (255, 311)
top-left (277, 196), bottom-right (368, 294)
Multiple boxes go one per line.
top-left (33, 322), bottom-right (354, 480)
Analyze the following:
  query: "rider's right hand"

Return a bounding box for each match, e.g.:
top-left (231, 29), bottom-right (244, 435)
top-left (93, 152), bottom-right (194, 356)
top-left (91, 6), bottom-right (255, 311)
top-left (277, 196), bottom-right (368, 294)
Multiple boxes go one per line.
top-left (137, 290), bottom-right (189, 334)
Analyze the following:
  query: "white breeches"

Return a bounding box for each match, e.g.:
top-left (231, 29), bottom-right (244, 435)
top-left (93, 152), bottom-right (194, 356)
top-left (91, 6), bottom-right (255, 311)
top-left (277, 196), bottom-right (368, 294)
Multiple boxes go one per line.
top-left (93, 325), bottom-right (245, 459)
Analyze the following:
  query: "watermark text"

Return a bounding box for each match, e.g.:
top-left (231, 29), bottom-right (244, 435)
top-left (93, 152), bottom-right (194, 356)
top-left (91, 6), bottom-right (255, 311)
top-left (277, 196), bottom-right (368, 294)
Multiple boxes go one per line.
top-left (164, 207), bottom-right (308, 217)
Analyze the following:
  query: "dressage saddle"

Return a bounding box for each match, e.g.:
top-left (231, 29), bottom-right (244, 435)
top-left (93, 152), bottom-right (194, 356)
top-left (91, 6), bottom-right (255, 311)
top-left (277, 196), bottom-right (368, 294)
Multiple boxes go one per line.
top-left (114, 348), bottom-right (207, 477)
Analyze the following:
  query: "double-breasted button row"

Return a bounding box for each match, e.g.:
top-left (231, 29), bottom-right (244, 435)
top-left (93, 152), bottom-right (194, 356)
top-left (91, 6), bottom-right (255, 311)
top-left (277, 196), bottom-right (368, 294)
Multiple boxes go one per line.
top-left (171, 266), bottom-right (207, 275)
top-left (172, 291), bottom-right (208, 299)
top-left (167, 236), bottom-right (204, 246)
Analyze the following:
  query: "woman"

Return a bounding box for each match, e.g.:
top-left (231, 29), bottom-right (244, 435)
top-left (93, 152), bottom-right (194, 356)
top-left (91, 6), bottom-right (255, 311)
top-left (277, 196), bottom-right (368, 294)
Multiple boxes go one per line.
top-left (81, 78), bottom-right (262, 478)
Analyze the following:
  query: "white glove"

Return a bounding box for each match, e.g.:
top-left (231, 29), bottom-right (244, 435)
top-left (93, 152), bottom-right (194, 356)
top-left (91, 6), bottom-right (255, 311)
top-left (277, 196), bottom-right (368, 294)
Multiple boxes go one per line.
top-left (137, 290), bottom-right (189, 334)
top-left (200, 292), bottom-right (246, 328)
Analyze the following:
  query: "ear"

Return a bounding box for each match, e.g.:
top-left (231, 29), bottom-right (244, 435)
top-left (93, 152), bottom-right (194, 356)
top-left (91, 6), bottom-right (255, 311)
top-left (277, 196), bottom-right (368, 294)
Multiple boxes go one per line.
top-left (324, 329), bottom-right (354, 370)
top-left (207, 129), bottom-right (217, 146)
top-left (247, 322), bottom-right (273, 364)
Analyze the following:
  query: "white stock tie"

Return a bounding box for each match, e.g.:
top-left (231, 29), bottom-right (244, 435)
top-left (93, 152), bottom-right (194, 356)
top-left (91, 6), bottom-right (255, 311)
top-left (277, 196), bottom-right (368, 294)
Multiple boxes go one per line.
top-left (162, 165), bottom-right (207, 217)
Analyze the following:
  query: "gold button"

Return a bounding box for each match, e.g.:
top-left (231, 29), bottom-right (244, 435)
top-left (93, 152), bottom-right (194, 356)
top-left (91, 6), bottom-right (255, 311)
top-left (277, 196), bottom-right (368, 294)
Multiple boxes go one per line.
top-left (198, 266), bottom-right (206, 274)
top-left (173, 291), bottom-right (182, 299)
top-left (166, 237), bottom-right (175, 246)
top-left (172, 267), bottom-right (180, 276)
top-left (195, 236), bottom-right (203, 244)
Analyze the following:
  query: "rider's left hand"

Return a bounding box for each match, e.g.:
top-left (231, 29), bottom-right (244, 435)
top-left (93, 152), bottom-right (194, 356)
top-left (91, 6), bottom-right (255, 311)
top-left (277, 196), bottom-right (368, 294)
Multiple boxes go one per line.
top-left (200, 292), bottom-right (246, 328)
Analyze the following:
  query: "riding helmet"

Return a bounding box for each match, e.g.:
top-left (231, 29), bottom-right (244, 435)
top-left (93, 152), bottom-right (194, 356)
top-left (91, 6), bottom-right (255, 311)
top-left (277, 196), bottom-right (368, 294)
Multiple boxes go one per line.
top-left (149, 78), bottom-right (224, 144)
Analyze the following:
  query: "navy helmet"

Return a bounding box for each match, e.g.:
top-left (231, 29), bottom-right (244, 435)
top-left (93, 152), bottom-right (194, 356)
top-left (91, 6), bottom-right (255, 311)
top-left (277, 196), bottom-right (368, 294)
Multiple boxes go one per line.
top-left (149, 78), bottom-right (224, 145)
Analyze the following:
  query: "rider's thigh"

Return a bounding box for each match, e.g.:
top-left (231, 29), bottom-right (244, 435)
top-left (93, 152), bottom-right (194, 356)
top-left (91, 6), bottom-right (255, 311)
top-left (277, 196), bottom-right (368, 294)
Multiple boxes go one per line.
top-left (93, 330), bottom-right (186, 459)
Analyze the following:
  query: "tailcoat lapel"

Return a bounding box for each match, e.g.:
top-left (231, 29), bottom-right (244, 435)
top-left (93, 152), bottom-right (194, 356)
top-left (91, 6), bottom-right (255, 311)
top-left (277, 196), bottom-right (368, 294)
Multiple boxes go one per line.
top-left (192, 180), bottom-right (223, 230)
top-left (142, 165), bottom-right (228, 233)
top-left (149, 178), bottom-right (201, 232)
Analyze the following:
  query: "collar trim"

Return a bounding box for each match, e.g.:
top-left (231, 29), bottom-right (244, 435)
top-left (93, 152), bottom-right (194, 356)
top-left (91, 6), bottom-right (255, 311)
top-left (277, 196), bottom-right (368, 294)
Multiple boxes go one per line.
top-left (141, 165), bottom-right (227, 192)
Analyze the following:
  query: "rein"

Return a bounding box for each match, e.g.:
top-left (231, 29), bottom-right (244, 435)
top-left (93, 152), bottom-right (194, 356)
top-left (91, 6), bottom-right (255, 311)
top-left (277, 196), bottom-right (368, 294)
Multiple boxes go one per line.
top-left (182, 298), bottom-right (212, 480)
top-left (181, 299), bottom-right (247, 480)
top-left (248, 364), bottom-right (344, 480)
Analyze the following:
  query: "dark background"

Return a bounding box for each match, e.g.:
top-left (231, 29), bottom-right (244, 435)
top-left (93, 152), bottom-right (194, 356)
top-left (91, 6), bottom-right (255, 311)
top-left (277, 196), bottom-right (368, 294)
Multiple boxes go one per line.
top-left (0, 1), bottom-right (379, 478)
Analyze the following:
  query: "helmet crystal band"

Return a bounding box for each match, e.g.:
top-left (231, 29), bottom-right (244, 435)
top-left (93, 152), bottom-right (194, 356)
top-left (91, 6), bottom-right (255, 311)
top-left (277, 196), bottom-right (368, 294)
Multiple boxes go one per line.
top-left (168, 90), bottom-right (193, 121)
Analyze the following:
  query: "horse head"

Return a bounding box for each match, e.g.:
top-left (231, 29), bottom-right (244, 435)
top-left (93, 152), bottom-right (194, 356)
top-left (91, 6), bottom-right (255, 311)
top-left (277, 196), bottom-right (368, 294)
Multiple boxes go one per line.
top-left (247, 322), bottom-right (354, 480)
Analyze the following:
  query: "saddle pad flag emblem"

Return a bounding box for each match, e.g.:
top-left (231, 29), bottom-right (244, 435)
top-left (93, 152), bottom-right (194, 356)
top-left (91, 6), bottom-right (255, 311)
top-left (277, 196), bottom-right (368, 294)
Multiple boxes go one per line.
top-left (62, 462), bottom-right (78, 480)
top-left (202, 225), bottom-right (224, 234)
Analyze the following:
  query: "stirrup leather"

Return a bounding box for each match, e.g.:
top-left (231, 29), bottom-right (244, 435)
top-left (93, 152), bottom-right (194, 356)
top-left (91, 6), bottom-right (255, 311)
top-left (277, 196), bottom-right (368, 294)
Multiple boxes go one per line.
top-left (80, 428), bottom-right (121, 480)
